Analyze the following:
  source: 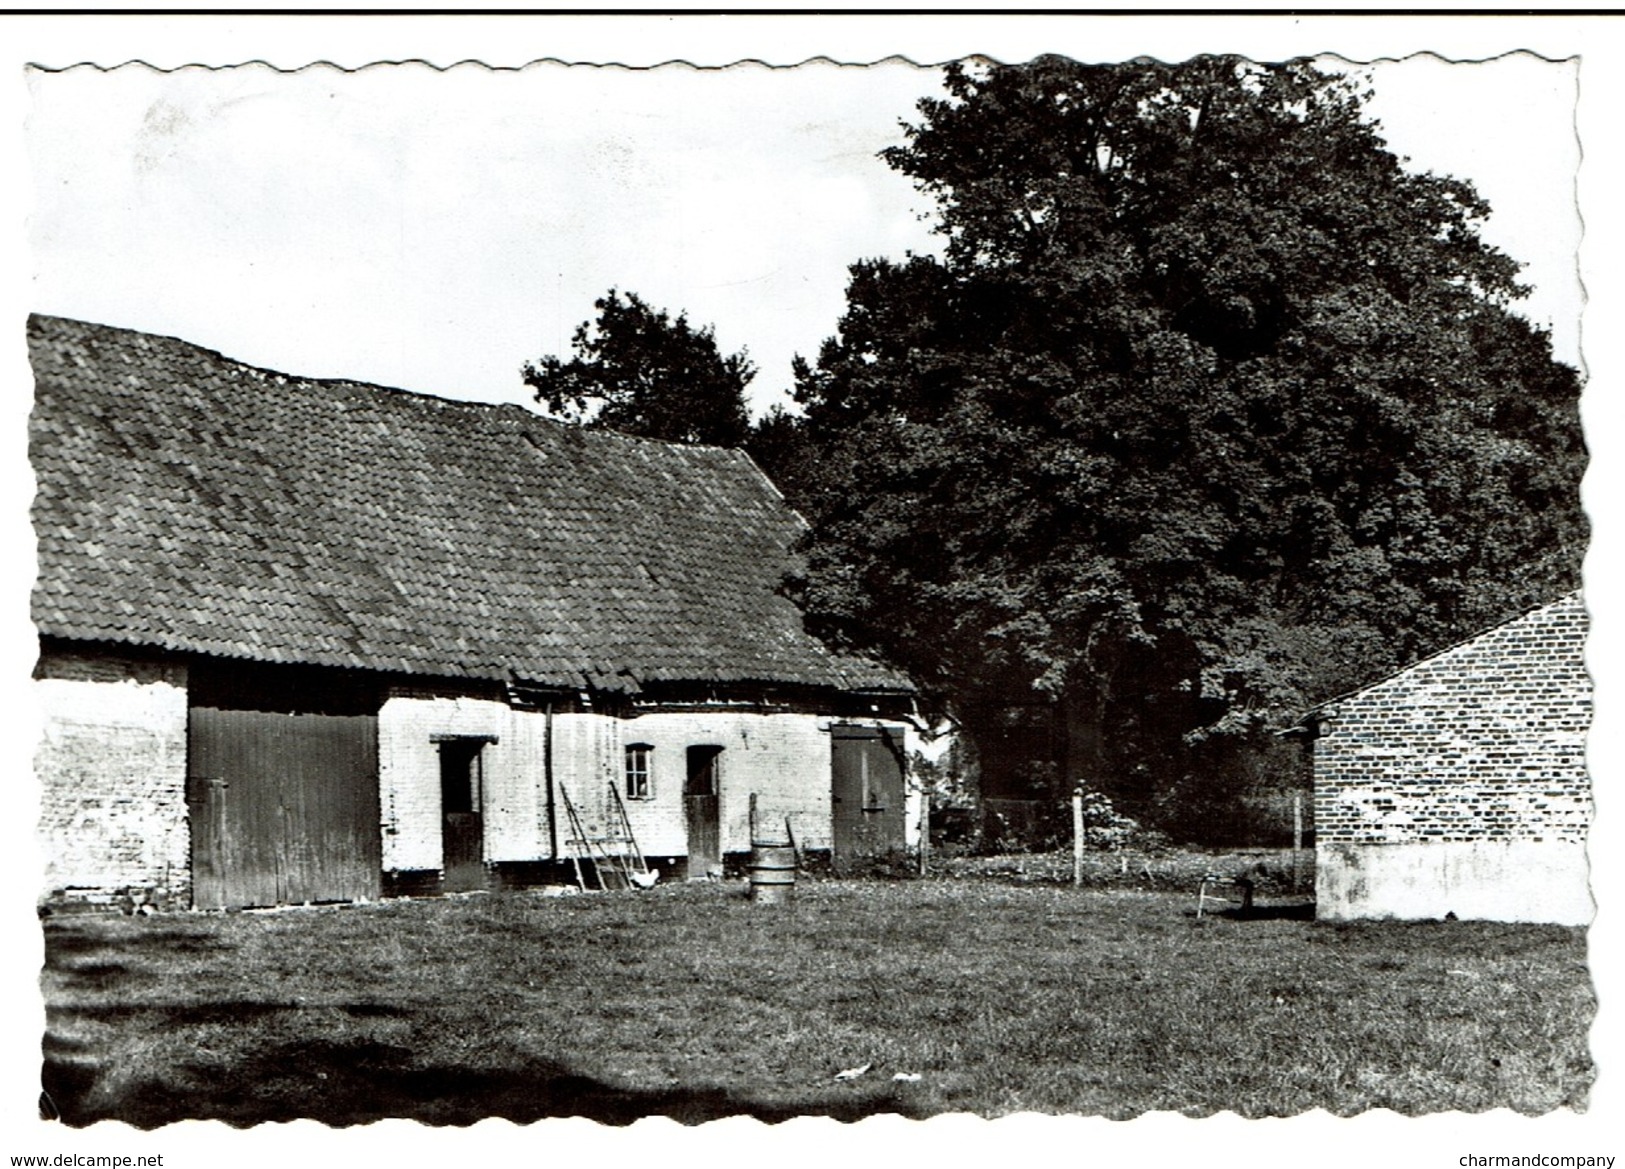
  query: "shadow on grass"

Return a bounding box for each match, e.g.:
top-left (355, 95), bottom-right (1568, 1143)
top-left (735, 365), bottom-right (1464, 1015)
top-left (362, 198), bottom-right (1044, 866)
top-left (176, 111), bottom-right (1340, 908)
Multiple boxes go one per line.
top-left (1227, 903), bottom-right (1317, 922)
top-left (45, 924), bottom-right (232, 960)
top-left (43, 1006), bottom-right (927, 1128)
top-left (40, 918), bottom-right (909, 1128)
top-left (1189, 901), bottom-right (1316, 922)
top-left (51, 962), bottom-right (134, 992)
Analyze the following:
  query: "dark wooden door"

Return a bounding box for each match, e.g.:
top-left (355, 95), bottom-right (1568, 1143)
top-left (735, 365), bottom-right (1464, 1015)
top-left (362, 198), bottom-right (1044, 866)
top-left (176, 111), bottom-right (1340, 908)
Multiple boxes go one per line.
top-left (440, 739), bottom-right (487, 893)
top-left (684, 746), bottom-right (723, 879)
top-left (188, 706), bottom-right (380, 909)
top-left (831, 725), bottom-right (906, 874)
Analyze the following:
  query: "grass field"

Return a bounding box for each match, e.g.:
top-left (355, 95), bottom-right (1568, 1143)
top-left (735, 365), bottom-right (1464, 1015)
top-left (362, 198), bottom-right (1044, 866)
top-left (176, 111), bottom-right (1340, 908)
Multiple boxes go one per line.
top-left (41, 874), bottom-right (1594, 1126)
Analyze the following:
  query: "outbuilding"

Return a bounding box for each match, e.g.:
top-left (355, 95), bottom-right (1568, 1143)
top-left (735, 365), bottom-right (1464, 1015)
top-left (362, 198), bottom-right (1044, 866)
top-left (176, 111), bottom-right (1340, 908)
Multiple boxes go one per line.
top-left (1306, 592), bottom-right (1590, 925)
top-left (31, 314), bottom-right (917, 910)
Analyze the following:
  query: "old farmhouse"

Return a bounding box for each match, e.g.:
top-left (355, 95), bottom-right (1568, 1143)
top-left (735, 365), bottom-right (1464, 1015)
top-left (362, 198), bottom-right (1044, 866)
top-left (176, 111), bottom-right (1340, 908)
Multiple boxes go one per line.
top-left (1308, 592), bottom-right (1591, 925)
top-left (31, 314), bottom-right (917, 911)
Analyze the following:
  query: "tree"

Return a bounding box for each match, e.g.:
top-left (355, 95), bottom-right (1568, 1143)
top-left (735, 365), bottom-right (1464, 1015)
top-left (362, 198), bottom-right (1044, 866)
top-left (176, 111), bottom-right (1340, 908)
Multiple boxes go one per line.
top-left (523, 289), bottom-right (753, 446)
top-left (743, 402), bottom-right (818, 492)
top-left (780, 57), bottom-right (1585, 832)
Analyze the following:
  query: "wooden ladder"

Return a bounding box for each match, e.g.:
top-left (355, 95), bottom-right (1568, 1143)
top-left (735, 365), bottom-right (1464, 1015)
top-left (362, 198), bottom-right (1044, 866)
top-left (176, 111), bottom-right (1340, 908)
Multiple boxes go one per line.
top-left (558, 783), bottom-right (652, 891)
top-left (606, 783), bottom-right (653, 885)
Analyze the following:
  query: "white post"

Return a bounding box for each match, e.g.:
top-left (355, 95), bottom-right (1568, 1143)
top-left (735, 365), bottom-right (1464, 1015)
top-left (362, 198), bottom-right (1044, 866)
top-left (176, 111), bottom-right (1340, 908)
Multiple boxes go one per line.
top-left (1293, 792), bottom-right (1304, 890)
top-left (1072, 789), bottom-right (1085, 887)
top-left (919, 789), bottom-right (930, 877)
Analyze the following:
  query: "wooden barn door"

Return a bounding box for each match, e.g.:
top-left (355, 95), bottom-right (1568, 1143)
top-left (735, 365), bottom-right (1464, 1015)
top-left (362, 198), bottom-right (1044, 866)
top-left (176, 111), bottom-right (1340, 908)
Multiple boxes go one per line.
top-left (684, 745), bottom-right (723, 879)
top-left (831, 725), bottom-right (906, 874)
top-left (188, 663), bottom-right (381, 910)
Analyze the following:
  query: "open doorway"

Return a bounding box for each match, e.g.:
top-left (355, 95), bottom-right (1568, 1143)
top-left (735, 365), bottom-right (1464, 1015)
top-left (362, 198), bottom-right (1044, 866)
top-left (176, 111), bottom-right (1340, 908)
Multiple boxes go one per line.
top-left (438, 736), bottom-right (493, 893)
top-left (684, 745), bottom-right (723, 879)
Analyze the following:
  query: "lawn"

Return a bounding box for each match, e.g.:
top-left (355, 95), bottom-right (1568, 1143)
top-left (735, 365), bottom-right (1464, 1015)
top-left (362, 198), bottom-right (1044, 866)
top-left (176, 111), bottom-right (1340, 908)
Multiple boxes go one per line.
top-left (40, 875), bottom-right (1594, 1126)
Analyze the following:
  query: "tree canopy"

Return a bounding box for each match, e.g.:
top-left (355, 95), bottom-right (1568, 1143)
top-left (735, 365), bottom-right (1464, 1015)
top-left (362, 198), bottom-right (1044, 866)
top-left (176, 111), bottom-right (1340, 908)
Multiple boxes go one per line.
top-left (523, 289), bottom-right (753, 446)
top-left (775, 56), bottom-right (1585, 828)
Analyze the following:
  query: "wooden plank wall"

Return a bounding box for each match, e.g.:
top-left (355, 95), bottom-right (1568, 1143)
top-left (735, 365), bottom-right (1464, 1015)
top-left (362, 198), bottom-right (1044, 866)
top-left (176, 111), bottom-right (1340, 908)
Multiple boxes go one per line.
top-left (189, 704), bottom-right (380, 909)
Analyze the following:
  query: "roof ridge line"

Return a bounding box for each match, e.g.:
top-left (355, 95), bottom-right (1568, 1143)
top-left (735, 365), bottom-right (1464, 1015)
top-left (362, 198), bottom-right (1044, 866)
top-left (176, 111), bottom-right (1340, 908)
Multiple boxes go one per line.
top-left (35, 312), bottom-right (758, 455)
top-left (1307, 589), bottom-right (1584, 714)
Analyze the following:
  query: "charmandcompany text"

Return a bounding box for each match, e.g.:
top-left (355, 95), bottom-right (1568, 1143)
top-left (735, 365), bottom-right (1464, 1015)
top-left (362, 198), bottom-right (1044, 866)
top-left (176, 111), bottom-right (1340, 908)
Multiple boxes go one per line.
top-left (1460, 1158), bottom-right (1613, 1168)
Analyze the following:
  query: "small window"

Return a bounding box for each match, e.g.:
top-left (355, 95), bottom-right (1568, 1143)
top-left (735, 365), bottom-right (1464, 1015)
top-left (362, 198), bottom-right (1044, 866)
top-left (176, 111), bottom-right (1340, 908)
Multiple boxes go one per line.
top-left (625, 743), bottom-right (653, 800)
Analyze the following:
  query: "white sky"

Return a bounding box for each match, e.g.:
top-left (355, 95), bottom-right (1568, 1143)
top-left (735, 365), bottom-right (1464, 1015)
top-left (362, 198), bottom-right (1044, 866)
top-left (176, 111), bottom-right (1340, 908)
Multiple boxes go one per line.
top-left (26, 53), bottom-right (1581, 415)
top-left (28, 61), bottom-right (944, 413)
top-left (5, 14), bottom-right (1625, 1169)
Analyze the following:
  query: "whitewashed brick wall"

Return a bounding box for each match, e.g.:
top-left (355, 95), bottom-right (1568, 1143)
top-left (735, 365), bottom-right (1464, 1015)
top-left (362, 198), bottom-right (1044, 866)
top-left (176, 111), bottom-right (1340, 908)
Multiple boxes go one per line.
top-left (37, 651), bottom-right (920, 903)
top-left (551, 710), bottom-right (917, 858)
top-left (378, 686), bottom-right (551, 872)
top-left (35, 647), bottom-right (190, 904)
top-left (551, 712), bottom-right (650, 855)
top-left (380, 695), bottom-right (914, 874)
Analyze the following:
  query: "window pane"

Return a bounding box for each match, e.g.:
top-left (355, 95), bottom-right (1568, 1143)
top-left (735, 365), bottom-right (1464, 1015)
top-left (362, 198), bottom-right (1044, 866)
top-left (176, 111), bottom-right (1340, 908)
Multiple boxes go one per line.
top-left (625, 744), bottom-right (652, 798)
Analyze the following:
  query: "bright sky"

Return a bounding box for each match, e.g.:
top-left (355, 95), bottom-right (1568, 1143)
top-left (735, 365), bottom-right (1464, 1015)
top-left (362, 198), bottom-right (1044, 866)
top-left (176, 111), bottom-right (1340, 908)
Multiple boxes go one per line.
top-left (28, 61), bottom-right (943, 413)
top-left (26, 53), bottom-right (1581, 415)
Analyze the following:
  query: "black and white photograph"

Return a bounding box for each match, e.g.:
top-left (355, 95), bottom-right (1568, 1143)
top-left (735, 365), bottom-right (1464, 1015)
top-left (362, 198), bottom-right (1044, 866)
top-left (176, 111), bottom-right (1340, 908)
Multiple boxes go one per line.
top-left (4, 10), bottom-right (1622, 1165)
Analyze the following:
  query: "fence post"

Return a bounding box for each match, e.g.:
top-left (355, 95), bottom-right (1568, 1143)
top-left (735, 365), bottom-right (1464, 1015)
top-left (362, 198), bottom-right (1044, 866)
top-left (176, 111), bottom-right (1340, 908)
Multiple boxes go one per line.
top-left (1072, 789), bottom-right (1085, 887)
top-left (1292, 792), bottom-right (1304, 890)
top-left (919, 789), bottom-right (930, 877)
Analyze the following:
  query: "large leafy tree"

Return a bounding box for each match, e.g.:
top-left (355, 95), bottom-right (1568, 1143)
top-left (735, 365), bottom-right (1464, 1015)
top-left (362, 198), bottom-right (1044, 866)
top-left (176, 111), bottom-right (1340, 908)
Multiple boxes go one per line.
top-left (781, 57), bottom-right (1585, 827)
top-left (523, 289), bottom-right (753, 446)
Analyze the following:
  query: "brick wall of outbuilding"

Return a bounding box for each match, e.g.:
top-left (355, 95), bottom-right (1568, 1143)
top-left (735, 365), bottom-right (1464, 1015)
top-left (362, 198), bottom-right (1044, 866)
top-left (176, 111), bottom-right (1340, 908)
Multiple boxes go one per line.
top-left (1313, 593), bottom-right (1591, 923)
top-left (35, 646), bottom-right (191, 906)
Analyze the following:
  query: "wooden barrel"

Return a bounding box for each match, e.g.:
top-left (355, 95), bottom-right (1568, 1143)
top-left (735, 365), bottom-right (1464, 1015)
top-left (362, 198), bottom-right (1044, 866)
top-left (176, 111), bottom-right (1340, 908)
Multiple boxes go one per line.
top-left (748, 844), bottom-right (798, 904)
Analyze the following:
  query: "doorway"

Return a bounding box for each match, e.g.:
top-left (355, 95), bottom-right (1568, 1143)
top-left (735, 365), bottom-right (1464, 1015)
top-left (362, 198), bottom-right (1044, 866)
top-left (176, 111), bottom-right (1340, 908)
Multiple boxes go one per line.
top-left (830, 724), bottom-right (906, 874)
top-left (187, 660), bottom-right (380, 910)
top-left (684, 745), bottom-right (723, 879)
top-left (439, 737), bottom-right (492, 893)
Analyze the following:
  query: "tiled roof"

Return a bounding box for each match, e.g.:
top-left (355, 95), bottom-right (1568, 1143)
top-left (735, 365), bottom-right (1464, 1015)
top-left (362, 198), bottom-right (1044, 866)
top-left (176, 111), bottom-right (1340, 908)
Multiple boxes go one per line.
top-left (29, 314), bottom-right (909, 694)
